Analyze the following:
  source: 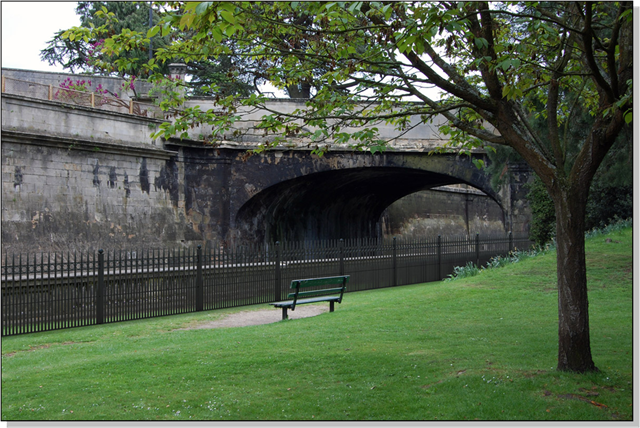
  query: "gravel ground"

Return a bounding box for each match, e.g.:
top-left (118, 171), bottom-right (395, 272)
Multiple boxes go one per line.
top-left (179, 305), bottom-right (329, 330)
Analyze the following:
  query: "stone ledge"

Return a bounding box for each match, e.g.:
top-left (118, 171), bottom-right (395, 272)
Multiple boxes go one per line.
top-left (1, 130), bottom-right (175, 161)
top-left (164, 136), bottom-right (472, 154)
top-left (1, 93), bottom-right (164, 124)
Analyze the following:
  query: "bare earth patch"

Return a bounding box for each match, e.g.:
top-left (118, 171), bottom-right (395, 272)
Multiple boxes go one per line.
top-left (178, 305), bottom-right (330, 330)
top-left (3, 341), bottom-right (87, 358)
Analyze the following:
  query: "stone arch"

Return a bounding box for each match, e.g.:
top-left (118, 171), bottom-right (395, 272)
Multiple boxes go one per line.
top-left (234, 165), bottom-right (504, 243)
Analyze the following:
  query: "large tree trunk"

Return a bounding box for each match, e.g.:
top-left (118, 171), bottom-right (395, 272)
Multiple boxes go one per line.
top-left (551, 182), bottom-right (597, 372)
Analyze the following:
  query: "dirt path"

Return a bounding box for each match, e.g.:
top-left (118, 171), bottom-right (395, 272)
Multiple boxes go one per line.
top-left (178, 305), bottom-right (329, 330)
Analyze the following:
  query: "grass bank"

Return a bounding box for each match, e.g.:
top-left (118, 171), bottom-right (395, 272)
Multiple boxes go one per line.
top-left (1, 227), bottom-right (633, 421)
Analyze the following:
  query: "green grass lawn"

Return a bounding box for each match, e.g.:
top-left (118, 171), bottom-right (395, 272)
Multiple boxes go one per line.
top-left (1, 227), bottom-right (633, 421)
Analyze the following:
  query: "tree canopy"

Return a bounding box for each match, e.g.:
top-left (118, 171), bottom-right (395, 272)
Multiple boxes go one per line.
top-left (42, 2), bottom-right (165, 76)
top-left (43, 1), bottom-right (256, 96)
top-left (62, 1), bottom-right (633, 373)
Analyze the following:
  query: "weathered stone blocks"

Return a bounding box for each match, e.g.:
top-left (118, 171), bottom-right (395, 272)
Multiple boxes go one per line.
top-left (1, 137), bottom-right (186, 254)
top-left (2, 73), bottom-right (531, 253)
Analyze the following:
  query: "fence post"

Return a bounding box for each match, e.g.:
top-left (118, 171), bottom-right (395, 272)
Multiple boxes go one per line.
top-left (437, 235), bottom-right (442, 280)
top-left (508, 231), bottom-right (513, 254)
top-left (392, 237), bottom-right (397, 287)
top-left (274, 241), bottom-right (281, 301)
top-left (196, 245), bottom-right (203, 312)
top-left (96, 249), bottom-right (105, 325)
top-left (129, 99), bottom-right (134, 114)
top-left (475, 233), bottom-right (480, 267)
top-left (339, 238), bottom-right (345, 276)
top-left (48, 84), bottom-right (53, 101)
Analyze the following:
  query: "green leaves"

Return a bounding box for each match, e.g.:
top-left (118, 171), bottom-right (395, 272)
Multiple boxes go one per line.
top-left (211, 26), bottom-right (224, 43)
top-left (146, 25), bottom-right (160, 39)
top-left (472, 158), bottom-right (485, 169)
top-left (219, 9), bottom-right (237, 25)
top-left (496, 57), bottom-right (521, 71)
top-left (474, 37), bottom-right (488, 50)
top-left (195, 2), bottom-right (212, 15)
top-left (347, 2), bottom-right (363, 13)
top-left (501, 85), bottom-right (523, 101)
top-left (61, 27), bottom-right (92, 43)
top-left (396, 34), bottom-right (426, 55)
top-left (179, 12), bottom-right (195, 29)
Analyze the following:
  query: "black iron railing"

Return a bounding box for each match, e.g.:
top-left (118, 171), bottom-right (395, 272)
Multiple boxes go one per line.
top-left (1, 233), bottom-right (531, 336)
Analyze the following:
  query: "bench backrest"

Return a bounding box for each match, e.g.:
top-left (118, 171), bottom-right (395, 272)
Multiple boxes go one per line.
top-left (287, 275), bottom-right (349, 307)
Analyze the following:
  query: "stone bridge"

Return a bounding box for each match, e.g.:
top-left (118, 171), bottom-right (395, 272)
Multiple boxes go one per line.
top-left (1, 68), bottom-right (531, 253)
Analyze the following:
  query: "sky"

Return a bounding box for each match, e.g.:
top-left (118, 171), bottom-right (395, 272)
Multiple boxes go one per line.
top-left (2, 1), bottom-right (80, 72)
top-left (0, 1), bottom-right (287, 94)
top-left (0, 0), bottom-right (443, 100)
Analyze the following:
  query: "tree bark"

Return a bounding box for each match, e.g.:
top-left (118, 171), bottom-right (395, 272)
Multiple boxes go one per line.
top-left (551, 182), bottom-right (597, 372)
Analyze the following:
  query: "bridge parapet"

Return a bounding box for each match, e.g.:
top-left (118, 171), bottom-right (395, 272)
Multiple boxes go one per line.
top-left (183, 98), bottom-right (483, 153)
top-left (2, 68), bottom-right (153, 101)
top-left (2, 68), bottom-right (482, 154)
top-left (2, 71), bottom-right (161, 120)
top-left (1, 93), bottom-right (165, 152)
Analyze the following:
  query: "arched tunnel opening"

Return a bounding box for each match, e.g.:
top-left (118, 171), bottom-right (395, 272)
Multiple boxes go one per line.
top-left (235, 167), bottom-right (504, 243)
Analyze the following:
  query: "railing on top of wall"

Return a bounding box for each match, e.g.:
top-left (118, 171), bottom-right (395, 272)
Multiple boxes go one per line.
top-left (1, 75), bottom-right (161, 119)
top-left (1, 233), bottom-right (532, 336)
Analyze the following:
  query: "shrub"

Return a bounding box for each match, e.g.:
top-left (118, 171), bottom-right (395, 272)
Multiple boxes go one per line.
top-left (446, 219), bottom-right (631, 282)
top-left (526, 176), bottom-right (556, 246)
top-left (585, 183), bottom-right (633, 231)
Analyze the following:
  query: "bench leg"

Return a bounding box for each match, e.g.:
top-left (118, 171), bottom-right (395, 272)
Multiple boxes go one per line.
top-left (282, 307), bottom-right (288, 320)
top-left (330, 301), bottom-right (335, 312)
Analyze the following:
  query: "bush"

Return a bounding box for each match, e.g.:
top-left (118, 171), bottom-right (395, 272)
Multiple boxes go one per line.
top-left (525, 177), bottom-right (632, 247)
top-left (585, 217), bottom-right (633, 239)
top-left (585, 183), bottom-right (633, 231)
top-left (444, 246), bottom-right (549, 282)
top-left (446, 218), bottom-right (631, 282)
top-left (526, 176), bottom-right (556, 246)
top-left (445, 262), bottom-right (480, 281)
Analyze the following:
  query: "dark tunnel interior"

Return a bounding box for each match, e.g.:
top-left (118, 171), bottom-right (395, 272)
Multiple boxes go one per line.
top-left (235, 167), bottom-right (471, 243)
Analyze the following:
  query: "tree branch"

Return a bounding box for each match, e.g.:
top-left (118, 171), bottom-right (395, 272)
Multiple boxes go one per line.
top-left (468, 2), bottom-right (503, 101)
top-left (582, 2), bottom-right (614, 104)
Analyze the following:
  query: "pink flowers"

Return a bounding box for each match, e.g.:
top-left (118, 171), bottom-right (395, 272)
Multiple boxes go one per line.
top-left (57, 77), bottom-right (110, 95)
top-left (54, 77), bottom-right (115, 105)
top-left (122, 75), bottom-right (137, 92)
top-left (84, 39), bottom-right (105, 67)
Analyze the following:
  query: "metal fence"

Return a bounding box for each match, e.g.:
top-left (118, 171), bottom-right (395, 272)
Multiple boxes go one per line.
top-left (1, 233), bottom-right (531, 336)
top-left (1, 75), bottom-right (160, 118)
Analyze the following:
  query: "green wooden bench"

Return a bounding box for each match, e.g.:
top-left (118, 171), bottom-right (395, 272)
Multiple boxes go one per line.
top-left (270, 275), bottom-right (349, 320)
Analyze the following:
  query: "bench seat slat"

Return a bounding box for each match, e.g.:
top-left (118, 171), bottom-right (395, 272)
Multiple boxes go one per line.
top-left (287, 287), bottom-right (344, 299)
top-left (292, 276), bottom-right (349, 288)
top-left (270, 295), bottom-right (342, 308)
